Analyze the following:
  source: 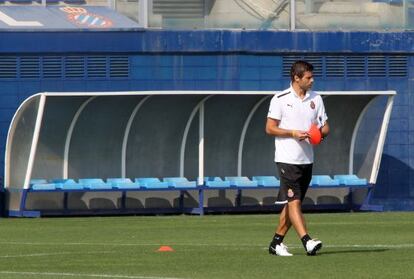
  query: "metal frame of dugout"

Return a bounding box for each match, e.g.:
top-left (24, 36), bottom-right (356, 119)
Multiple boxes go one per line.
top-left (4, 90), bottom-right (395, 217)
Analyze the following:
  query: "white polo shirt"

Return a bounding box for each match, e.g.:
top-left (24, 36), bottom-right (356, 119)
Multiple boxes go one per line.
top-left (267, 86), bottom-right (328, 164)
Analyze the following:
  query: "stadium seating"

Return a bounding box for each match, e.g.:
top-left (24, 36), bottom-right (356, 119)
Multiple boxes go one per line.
top-left (51, 179), bottom-right (84, 190)
top-left (310, 175), bottom-right (340, 187)
top-left (63, 0), bottom-right (86, 3)
top-left (204, 177), bottom-right (231, 188)
top-left (252, 176), bottom-right (280, 187)
top-left (372, 0), bottom-right (414, 4)
top-left (8, 0), bottom-right (33, 3)
top-left (20, 174), bottom-right (371, 216)
top-left (135, 178), bottom-right (169, 189)
top-left (31, 182), bottom-right (56, 190)
top-left (107, 178), bottom-right (140, 189)
top-left (225, 176), bottom-right (258, 187)
top-left (78, 178), bottom-right (113, 190)
top-left (334, 174), bottom-right (367, 186)
top-left (163, 177), bottom-right (197, 188)
top-left (4, 0), bottom-right (87, 4)
top-left (30, 178), bottom-right (49, 185)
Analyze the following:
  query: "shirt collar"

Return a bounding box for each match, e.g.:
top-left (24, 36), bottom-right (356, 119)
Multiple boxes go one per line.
top-left (289, 84), bottom-right (310, 101)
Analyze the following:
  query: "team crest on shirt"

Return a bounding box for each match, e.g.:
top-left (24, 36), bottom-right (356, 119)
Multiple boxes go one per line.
top-left (310, 101), bottom-right (315, 109)
top-left (287, 189), bottom-right (294, 198)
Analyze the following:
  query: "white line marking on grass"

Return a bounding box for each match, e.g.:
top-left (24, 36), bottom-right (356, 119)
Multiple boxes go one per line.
top-left (327, 244), bottom-right (414, 249)
top-left (310, 221), bottom-right (414, 225)
top-left (1, 241), bottom-right (414, 249)
top-left (0, 241), bottom-right (196, 247)
top-left (263, 244), bottom-right (414, 250)
top-left (0, 271), bottom-right (186, 279)
top-left (0, 251), bottom-right (114, 258)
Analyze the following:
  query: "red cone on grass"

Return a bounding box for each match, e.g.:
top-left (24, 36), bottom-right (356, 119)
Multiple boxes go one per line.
top-left (157, 246), bottom-right (174, 252)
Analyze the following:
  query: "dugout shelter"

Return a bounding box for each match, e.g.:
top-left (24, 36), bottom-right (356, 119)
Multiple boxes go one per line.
top-left (4, 90), bottom-right (395, 216)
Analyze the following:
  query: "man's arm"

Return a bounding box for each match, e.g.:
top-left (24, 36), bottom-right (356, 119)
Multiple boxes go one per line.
top-left (265, 118), bottom-right (309, 140)
top-left (320, 121), bottom-right (330, 139)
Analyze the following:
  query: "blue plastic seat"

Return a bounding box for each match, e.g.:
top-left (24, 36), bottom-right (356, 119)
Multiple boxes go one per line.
top-left (204, 177), bottom-right (231, 188)
top-left (371, 0), bottom-right (413, 5)
top-left (79, 178), bottom-right (112, 190)
top-left (64, 0), bottom-right (87, 3)
top-left (334, 175), bottom-right (367, 186)
top-left (135, 178), bottom-right (169, 189)
top-left (30, 178), bottom-right (48, 185)
top-left (163, 177), bottom-right (197, 188)
top-left (9, 0), bottom-right (33, 3)
top-left (33, 0), bottom-right (69, 3)
top-left (52, 179), bottom-right (84, 190)
top-left (31, 183), bottom-right (56, 191)
top-left (252, 176), bottom-right (280, 187)
top-left (310, 175), bottom-right (340, 187)
top-left (107, 178), bottom-right (140, 189)
top-left (225, 176), bottom-right (258, 187)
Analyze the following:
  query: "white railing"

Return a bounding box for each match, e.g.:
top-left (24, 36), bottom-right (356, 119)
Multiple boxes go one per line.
top-left (5, 0), bottom-right (411, 30)
top-left (127, 0), bottom-right (411, 31)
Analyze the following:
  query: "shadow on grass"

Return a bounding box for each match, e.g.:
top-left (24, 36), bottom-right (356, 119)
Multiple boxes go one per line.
top-left (320, 249), bottom-right (389, 255)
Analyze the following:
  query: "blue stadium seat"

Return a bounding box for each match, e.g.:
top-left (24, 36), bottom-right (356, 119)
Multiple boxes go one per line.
top-left (135, 178), bottom-right (170, 189)
top-left (107, 178), bottom-right (140, 189)
top-left (52, 179), bottom-right (84, 190)
top-left (9, 0), bottom-right (33, 3)
top-left (372, 0), bottom-right (403, 5)
top-left (79, 178), bottom-right (112, 190)
top-left (252, 176), bottom-right (280, 187)
top-left (163, 177), bottom-right (197, 188)
top-left (225, 176), bottom-right (258, 187)
top-left (64, 0), bottom-right (87, 3)
top-left (30, 178), bottom-right (48, 185)
top-left (31, 183), bottom-right (56, 190)
top-left (204, 177), bottom-right (231, 188)
top-left (334, 175), bottom-right (367, 186)
top-left (372, 0), bottom-right (414, 5)
top-left (31, 0), bottom-right (87, 3)
top-left (310, 175), bottom-right (340, 187)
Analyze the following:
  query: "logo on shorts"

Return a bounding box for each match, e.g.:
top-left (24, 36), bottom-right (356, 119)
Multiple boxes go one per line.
top-left (281, 168), bottom-right (285, 174)
top-left (310, 101), bottom-right (315, 110)
top-left (287, 188), bottom-right (294, 198)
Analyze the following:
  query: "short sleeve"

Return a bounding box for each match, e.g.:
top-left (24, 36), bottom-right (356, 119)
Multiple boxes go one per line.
top-left (316, 96), bottom-right (328, 127)
top-left (267, 95), bottom-right (282, 120)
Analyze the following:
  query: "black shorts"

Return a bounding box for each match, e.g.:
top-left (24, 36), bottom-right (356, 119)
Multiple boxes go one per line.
top-left (276, 162), bottom-right (313, 204)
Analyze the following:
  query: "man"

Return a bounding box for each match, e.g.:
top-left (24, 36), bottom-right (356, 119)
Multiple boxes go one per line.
top-left (266, 60), bottom-right (329, 256)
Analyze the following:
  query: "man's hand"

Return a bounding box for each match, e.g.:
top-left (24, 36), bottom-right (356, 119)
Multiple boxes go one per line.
top-left (292, 130), bottom-right (309, 141)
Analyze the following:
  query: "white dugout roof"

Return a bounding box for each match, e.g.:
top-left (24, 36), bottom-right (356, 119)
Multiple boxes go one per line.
top-left (5, 90), bottom-right (395, 190)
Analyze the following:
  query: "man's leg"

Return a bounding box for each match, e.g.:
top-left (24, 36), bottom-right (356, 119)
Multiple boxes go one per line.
top-left (287, 199), bottom-right (307, 238)
top-left (274, 203), bottom-right (310, 239)
top-left (275, 204), bottom-right (291, 235)
top-left (288, 199), bottom-right (322, 255)
top-left (269, 204), bottom-right (293, 256)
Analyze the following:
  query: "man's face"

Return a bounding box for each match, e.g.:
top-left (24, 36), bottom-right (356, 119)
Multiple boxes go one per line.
top-left (295, 71), bottom-right (314, 91)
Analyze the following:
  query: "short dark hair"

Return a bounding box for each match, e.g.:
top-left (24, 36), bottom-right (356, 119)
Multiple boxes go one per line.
top-left (290, 60), bottom-right (314, 82)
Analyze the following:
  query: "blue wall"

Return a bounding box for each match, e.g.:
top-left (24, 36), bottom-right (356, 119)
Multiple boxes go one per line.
top-left (0, 30), bottom-right (413, 210)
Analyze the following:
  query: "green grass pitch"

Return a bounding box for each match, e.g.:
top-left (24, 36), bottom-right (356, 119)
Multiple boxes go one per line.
top-left (0, 212), bottom-right (413, 279)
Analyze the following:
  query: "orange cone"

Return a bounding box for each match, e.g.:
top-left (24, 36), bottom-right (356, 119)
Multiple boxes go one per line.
top-left (157, 246), bottom-right (174, 252)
